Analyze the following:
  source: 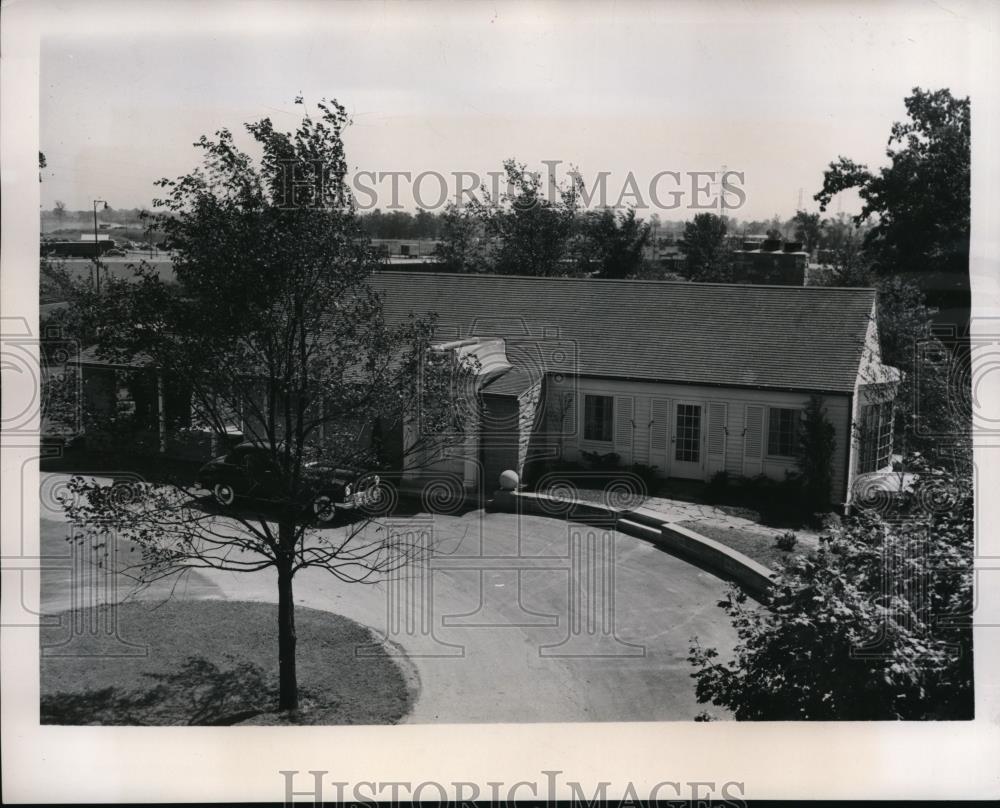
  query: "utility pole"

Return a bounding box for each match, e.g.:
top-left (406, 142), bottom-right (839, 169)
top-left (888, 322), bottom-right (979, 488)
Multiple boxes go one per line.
top-left (92, 199), bottom-right (108, 294)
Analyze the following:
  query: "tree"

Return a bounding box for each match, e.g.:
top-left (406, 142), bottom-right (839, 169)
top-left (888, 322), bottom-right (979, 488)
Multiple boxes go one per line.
top-left (795, 395), bottom-right (836, 514)
top-left (791, 210), bottom-right (823, 255)
top-left (39, 151), bottom-right (47, 182)
top-left (53, 200), bottom-right (67, 223)
top-left (678, 213), bottom-right (732, 282)
top-left (62, 99), bottom-right (473, 714)
top-left (434, 203), bottom-right (485, 273)
top-left (689, 460), bottom-right (973, 720)
top-left (815, 87), bottom-right (970, 279)
top-left (872, 277), bottom-right (969, 470)
top-left (578, 207), bottom-right (651, 279)
top-left (473, 159), bottom-right (581, 276)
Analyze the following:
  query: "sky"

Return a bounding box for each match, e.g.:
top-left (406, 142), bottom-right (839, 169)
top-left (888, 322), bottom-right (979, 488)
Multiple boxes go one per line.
top-left (38, 0), bottom-right (976, 221)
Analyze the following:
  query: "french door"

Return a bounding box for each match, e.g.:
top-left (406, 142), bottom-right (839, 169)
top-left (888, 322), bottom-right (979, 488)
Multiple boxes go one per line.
top-left (671, 401), bottom-right (705, 479)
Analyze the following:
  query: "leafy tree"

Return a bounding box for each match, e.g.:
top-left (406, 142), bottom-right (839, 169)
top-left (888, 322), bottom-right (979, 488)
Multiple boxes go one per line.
top-left (815, 87), bottom-right (970, 279)
top-left (791, 210), bottom-right (823, 254)
top-left (872, 277), bottom-right (969, 470)
top-left (690, 460), bottom-right (973, 720)
top-left (678, 213), bottom-right (732, 282)
top-left (61, 99), bottom-right (473, 713)
top-left (809, 234), bottom-right (874, 287)
top-left (577, 207), bottom-right (651, 279)
top-left (53, 200), bottom-right (67, 223)
top-left (473, 159), bottom-right (581, 276)
top-left (795, 395), bottom-right (836, 513)
top-left (434, 203), bottom-right (485, 273)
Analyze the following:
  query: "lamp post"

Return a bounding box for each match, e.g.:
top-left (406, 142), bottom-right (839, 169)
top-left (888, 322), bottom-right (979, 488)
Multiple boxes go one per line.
top-left (92, 199), bottom-right (108, 293)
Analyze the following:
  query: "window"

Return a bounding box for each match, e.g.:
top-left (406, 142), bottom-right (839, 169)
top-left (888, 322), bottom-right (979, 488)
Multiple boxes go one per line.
top-left (583, 395), bottom-right (614, 442)
top-left (767, 407), bottom-right (799, 457)
top-left (859, 402), bottom-right (893, 472)
top-left (675, 403), bottom-right (702, 463)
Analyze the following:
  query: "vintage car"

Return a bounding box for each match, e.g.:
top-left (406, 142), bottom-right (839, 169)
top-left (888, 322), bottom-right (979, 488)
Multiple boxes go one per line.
top-left (195, 441), bottom-right (382, 523)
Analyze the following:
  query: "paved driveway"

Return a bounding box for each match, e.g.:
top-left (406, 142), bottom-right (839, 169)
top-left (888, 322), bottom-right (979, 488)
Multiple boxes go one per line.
top-left (39, 473), bottom-right (738, 722)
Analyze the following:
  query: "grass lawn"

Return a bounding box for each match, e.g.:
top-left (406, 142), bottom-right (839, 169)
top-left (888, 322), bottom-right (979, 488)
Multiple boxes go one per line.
top-left (41, 600), bottom-right (415, 726)
top-left (676, 520), bottom-right (806, 571)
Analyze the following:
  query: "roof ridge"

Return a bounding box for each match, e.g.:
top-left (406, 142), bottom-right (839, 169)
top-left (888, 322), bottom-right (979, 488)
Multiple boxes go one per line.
top-left (373, 270), bottom-right (877, 292)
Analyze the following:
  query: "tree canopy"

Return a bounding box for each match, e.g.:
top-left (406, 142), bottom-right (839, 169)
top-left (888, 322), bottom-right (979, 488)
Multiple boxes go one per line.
top-left (677, 213), bottom-right (732, 282)
top-left (815, 87), bottom-right (970, 278)
top-left (63, 99), bottom-right (471, 712)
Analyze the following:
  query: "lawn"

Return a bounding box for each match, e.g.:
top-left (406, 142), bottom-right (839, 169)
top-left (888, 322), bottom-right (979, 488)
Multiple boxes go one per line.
top-left (676, 520), bottom-right (806, 571)
top-left (41, 600), bottom-right (415, 725)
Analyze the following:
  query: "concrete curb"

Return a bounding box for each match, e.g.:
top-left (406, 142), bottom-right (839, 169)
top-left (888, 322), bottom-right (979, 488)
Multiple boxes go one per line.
top-left (492, 489), bottom-right (776, 601)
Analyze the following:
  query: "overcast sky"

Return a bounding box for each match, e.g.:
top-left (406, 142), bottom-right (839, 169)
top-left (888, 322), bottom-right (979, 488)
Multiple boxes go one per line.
top-left (39, 1), bottom-right (975, 221)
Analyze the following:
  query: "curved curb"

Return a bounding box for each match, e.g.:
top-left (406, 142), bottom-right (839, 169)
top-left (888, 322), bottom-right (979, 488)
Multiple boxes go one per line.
top-left (494, 489), bottom-right (776, 601)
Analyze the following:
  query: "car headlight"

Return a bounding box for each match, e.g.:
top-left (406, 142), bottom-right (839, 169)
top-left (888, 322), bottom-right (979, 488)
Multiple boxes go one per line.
top-left (344, 484), bottom-right (352, 499)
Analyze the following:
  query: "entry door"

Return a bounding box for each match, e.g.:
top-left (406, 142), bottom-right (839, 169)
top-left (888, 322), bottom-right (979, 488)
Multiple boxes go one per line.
top-left (671, 402), bottom-right (705, 479)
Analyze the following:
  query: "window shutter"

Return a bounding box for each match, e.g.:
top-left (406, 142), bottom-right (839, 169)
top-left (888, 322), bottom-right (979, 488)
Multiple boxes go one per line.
top-left (744, 404), bottom-right (764, 475)
top-left (707, 402), bottom-right (727, 458)
top-left (650, 398), bottom-right (669, 451)
top-left (614, 396), bottom-right (634, 458)
top-left (557, 393), bottom-right (576, 437)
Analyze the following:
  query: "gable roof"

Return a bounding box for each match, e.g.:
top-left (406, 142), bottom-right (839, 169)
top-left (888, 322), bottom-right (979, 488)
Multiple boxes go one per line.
top-left (371, 271), bottom-right (877, 394)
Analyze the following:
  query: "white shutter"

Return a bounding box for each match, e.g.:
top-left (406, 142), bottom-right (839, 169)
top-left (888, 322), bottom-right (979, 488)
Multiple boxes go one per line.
top-left (614, 395), bottom-right (634, 463)
top-left (743, 404), bottom-right (764, 476)
top-left (707, 402), bottom-right (728, 472)
top-left (650, 398), bottom-right (669, 457)
top-left (562, 393), bottom-right (577, 437)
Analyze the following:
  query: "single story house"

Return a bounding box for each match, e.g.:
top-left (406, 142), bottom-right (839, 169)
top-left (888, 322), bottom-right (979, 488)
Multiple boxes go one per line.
top-left (372, 272), bottom-right (900, 506)
top-left (69, 270), bottom-right (899, 507)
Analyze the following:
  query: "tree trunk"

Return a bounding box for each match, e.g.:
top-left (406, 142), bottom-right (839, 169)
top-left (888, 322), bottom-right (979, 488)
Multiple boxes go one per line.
top-left (276, 551), bottom-right (298, 711)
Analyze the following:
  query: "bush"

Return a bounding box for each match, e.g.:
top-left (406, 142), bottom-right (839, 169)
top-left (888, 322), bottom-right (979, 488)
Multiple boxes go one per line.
top-left (580, 450), bottom-right (621, 470)
top-left (775, 531), bottom-right (798, 551)
top-left (705, 471), bottom-right (730, 504)
top-left (628, 463), bottom-right (660, 494)
top-left (689, 463), bottom-right (973, 720)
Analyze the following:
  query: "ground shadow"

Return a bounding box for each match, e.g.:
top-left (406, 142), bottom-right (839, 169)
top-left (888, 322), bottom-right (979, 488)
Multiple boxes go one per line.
top-left (41, 655), bottom-right (287, 725)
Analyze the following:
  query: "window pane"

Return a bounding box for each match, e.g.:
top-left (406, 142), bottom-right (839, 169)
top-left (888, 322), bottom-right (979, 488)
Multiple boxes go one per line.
top-left (767, 407), bottom-right (798, 457)
top-left (584, 395), bottom-right (614, 442)
top-left (675, 403), bottom-right (701, 462)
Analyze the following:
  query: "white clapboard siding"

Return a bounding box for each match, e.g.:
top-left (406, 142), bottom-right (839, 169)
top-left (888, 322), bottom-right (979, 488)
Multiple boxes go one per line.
top-left (743, 404), bottom-right (765, 476)
top-left (707, 401), bottom-right (728, 474)
top-left (613, 395), bottom-right (635, 464)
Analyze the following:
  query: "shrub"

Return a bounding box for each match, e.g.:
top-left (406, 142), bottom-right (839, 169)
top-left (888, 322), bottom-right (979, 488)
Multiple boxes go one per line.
top-left (580, 450), bottom-right (621, 471)
top-left (689, 462), bottom-right (973, 720)
top-left (628, 463), bottom-right (660, 494)
top-left (705, 471), bottom-right (730, 504)
top-left (775, 531), bottom-right (798, 551)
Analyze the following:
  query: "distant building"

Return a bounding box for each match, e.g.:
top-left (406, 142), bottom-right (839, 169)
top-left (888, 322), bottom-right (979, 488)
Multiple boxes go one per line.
top-left (731, 240), bottom-right (810, 285)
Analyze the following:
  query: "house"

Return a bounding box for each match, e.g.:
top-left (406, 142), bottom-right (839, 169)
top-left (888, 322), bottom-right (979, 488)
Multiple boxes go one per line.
top-left (69, 271), bottom-right (899, 507)
top-left (371, 272), bottom-right (900, 506)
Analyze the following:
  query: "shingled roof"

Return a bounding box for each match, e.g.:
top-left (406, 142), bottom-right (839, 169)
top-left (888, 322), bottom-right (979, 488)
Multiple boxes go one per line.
top-left (371, 272), bottom-right (877, 394)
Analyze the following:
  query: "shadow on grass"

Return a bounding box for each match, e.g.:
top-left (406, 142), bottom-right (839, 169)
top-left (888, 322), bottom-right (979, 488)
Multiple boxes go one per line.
top-left (41, 656), bottom-right (292, 726)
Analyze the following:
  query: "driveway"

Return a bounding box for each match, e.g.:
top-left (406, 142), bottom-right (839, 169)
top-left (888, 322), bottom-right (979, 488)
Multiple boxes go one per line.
top-left (39, 473), bottom-right (739, 722)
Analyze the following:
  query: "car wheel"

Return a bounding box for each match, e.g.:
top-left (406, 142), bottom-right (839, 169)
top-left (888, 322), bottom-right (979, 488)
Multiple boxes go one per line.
top-left (312, 495), bottom-right (337, 523)
top-left (213, 483), bottom-right (236, 507)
